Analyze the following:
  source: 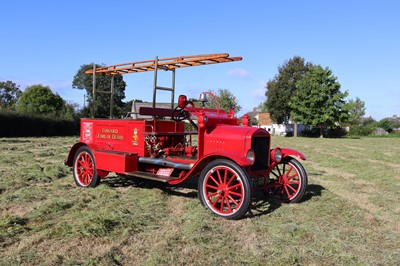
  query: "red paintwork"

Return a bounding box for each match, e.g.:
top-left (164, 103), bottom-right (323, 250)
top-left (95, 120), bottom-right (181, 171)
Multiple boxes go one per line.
top-left (94, 151), bottom-right (137, 173)
top-left (78, 118), bottom-right (184, 155)
top-left (203, 125), bottom-right (256, 161)
top-left (66, 54), bottom-right (308, 219)
top-left (66, 105), bottom-right (306, 185)
top-left (281, 148), bottom-right (307, 161)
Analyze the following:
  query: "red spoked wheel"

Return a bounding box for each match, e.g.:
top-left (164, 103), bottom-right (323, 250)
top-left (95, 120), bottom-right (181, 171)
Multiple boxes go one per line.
top-left (198, 159), bottom-right (252, 220)
top-left (73, 146), bottom-right (100, 188)
top-left (267, 157), bottom-right (307, 203)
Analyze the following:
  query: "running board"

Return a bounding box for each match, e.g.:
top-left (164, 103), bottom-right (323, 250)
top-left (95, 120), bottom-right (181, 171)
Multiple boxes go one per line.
top-left (125, 171), bottom-right (178, 183)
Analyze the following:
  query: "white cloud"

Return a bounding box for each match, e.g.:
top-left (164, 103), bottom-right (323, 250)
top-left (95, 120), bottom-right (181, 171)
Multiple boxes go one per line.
top-left (251, 88), bottom-right (265, 98)
top-left (247, 81), bottom-right (267, 107)
top-left (257, 80), bottom-right (267, 89)
top-left (227, 68), bottom-right (251, 78)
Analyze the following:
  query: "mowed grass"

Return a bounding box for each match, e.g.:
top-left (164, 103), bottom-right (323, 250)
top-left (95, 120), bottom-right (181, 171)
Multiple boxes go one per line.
top-left (0, 136), bottom-right (399, 265)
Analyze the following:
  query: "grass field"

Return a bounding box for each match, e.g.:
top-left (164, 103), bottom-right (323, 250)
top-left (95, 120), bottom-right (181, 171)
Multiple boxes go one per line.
top-left (1, 136), bottom-right (399, 265)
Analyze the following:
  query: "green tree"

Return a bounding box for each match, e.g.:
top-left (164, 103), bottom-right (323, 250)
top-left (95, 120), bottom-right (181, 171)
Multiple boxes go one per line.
top-left (264, 56), bottom-right (313, 124)
top-left (348, 115), bottom-right (376, 136)
top-left (72, 64), bottom-right (126, 118)
top-left (361, 116), bottom-right (376, 126)
top-left (0, 80), bottom-right (22, 109)
top-left (377, 118), bottom-right (400, 133)
top-left (345, 97), bottom-right (366, 125)
top-left (289, 65), bottom-right (349, 138)
top-left (16, 85), bottom-right (65, 116)
top-left (188, 97), bottom-right (200, 108)
top-left (257, 102), bottom-right (267, 112)
top-left (63, 102), bottom-right (79, 120)
top-left (206, 89), bottom-right (241, 114)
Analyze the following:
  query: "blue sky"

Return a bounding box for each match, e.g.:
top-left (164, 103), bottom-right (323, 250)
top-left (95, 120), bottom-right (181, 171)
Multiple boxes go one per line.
top-left (1, 0), bottom-right (399, 120)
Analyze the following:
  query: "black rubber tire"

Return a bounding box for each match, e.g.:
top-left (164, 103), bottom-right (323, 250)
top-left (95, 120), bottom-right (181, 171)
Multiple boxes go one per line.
top-left (198, 159), bottom-right (252, 220)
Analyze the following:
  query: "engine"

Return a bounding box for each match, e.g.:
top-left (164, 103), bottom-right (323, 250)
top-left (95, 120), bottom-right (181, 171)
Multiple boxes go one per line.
top-left (145, 134), bottom-right (197, 158)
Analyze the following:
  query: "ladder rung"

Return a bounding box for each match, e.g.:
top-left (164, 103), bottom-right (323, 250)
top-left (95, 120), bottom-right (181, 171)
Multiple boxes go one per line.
top-left (96, 90), bottom-right (112, 94)
top-left (156, 86), bottom-right (173, 92)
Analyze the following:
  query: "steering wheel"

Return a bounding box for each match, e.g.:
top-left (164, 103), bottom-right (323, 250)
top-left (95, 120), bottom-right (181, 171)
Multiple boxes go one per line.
top-left (172, 106), bottom-right (190, 122)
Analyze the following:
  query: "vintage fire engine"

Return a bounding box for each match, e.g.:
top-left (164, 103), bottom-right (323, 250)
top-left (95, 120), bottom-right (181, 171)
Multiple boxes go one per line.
top-left (65, 53), bottom-right (308, 219)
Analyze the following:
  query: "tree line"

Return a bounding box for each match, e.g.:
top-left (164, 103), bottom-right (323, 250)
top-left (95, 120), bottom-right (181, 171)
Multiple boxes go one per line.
top-left (1, 58), bottom-right (398, 137)
top-left (261, 56), bottom-right (399, 137)
top-left (0, 81), bottom-right (77, 119)
top-left (0, 64), bottom-right (241, 122)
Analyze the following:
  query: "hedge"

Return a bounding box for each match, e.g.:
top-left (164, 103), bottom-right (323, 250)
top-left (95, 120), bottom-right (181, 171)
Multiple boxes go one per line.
top-left (0, 111), bottom-right (79, 137)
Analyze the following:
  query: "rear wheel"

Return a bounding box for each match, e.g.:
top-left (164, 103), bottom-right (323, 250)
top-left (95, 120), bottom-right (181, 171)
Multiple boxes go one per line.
top-left (73, 146), bottom-right (100, 188)
top-left (267, 157), bottom-right (307, 202)
top-left (198, 159), bottom-right (252, 219)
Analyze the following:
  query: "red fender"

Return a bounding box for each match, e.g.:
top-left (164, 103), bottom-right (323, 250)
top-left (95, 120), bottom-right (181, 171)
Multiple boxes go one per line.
top-left (64, 142), bottom-right (87, 167)
top-left (281, 147), bottom-right (307, 161)
top-left (201, 151), bottom-right (253, 167)
top-left (168, 151), bottom-right (252, 185)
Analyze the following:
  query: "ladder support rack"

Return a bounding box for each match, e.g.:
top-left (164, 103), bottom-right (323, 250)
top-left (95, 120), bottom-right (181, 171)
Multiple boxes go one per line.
top-left (86, 53), bottom-right (242, 118)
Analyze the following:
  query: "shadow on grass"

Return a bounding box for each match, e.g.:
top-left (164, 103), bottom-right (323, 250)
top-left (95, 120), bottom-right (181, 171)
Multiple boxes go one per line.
top-left (249, 192), bottom-right (282, 218)
top-left (102, 175), bottom-right (199, 199)
top-left (301, 184), bottom-right (325, 201)
top-left (248, 184), bottom-right (325, 218)
top-left (103, 176), bottom-right (325, 218)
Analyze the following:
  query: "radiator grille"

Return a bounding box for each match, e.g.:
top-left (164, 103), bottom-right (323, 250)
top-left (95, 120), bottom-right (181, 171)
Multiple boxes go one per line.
top-left (250, 136), bottom-right (270, 171)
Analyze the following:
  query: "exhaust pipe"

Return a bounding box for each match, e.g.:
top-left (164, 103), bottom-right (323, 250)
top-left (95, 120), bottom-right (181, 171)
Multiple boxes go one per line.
top-left (138, 157), bottom-right (193, 171)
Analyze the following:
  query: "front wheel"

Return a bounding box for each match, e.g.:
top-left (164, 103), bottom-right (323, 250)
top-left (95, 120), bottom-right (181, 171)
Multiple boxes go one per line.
top-left (73, 146), bottom-right (100, 188)
top-left (198, 159), bottom-right (252, 220)
top-left (267, 157), bottom-right (308, 203)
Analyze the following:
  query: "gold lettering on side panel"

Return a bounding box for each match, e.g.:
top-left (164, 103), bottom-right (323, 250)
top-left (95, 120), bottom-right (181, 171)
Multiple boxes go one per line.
top-left (97, 128), bottom-right (124, 140)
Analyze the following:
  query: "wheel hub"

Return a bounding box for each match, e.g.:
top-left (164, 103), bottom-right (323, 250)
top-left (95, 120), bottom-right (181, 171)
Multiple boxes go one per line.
top-left (278, 174), bottom-right (288, 185)
top-left (79, 159), bottom-right (89, 174)
top-left (217, 184), bottom-right (228, 196)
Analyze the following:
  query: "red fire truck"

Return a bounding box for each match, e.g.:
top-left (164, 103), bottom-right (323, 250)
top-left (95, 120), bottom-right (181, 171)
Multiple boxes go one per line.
top-left (65, 53), bottom-right (308, 219)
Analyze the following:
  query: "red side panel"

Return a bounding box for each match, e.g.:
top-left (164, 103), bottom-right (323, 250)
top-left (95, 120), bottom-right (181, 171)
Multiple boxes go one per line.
top-left (79, 118), bottom-right (184, 171)
top-left (80, 119), bottom-right (184, 156)
top-left (80, 119), bottom-right (147, 155)
top-left (94, 150), bottom-right (138, 173)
